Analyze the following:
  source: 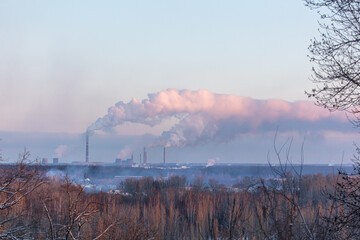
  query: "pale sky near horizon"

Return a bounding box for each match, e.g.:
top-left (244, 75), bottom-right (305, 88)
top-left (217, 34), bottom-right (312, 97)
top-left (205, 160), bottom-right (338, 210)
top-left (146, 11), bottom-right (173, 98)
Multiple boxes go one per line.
top-left (0, 0), bottom-right (319, 133)
top-left (2, 0), bottom-right (355, 164)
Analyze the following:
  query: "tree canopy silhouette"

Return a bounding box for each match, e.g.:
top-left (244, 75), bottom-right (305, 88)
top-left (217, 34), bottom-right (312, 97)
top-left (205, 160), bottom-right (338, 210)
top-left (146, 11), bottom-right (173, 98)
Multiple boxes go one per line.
top-left (305, 0), bottom-right (360, 123)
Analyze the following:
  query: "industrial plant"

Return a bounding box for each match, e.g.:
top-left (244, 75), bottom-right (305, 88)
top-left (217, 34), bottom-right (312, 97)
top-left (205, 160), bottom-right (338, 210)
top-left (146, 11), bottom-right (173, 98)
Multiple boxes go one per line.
top-left (39, 131), bottom-right (169, 169)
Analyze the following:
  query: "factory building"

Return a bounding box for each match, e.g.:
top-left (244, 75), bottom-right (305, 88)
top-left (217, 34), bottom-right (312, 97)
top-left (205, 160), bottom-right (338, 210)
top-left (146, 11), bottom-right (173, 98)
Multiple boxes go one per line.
top-left (115, 158), bottom-right (122, 165)
top-left (42, 158), bottom-right (48, 165)
top-left (115, 154), bottom-right (134, 167)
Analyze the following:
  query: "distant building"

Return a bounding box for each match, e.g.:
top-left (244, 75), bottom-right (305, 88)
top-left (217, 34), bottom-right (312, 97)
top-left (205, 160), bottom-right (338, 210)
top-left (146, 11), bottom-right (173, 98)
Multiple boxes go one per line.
top-left (87, 162), bottom-right (104, 166)
top-left (121, 158), bottom-right (133, 167)
top-left (116, 154), bottom-right (134, 167)
top-left (71, 161), bottom-right (104, 165)
top-left (42, 158), bottom-right (48, 165)
top-left (53, 158), bottom-right (59, 164)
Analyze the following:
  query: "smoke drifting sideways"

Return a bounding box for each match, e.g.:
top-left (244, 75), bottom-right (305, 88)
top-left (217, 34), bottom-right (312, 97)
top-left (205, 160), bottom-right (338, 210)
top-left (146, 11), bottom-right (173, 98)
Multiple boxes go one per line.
top-left (87, 89), bottom-right (347, 148)
top-left (117, 145), bottom-right (132, 159)
top-left (55, 145), bottom-right (68, 158)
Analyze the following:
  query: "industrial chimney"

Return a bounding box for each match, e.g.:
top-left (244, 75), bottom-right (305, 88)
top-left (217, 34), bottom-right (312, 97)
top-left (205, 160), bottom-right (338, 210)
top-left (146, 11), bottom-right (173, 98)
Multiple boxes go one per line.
top-left (163, 147), bottom-right (166, 164)
top-left (143, 147), bottom-right (147, 164)
top-left (85, 131), bottom-right (89, 163)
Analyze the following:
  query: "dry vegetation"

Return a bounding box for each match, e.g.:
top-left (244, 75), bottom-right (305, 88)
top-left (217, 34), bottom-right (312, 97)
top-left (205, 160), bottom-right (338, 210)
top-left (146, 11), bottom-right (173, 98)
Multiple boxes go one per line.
top-left (1, 154), bottom-right (360, 240)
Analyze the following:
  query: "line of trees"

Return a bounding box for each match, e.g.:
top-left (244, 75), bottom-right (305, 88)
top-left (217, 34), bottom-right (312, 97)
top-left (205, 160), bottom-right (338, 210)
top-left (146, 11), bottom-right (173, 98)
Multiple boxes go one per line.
top-left (1, 152), bottom-right (360, 239)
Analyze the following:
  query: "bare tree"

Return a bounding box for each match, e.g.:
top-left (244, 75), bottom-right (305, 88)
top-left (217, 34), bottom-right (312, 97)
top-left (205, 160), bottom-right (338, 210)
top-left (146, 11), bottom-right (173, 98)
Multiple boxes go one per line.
top-left (304, 2), bottom-right (360, 238)
top-left (305, 0), bottom-right (360, 123)
top-left (0, 149), bottom-right (44, 239)
top-left (0, 138), bottom-right (2, 162)
top-left (40, 176), bottom-right (114, 240)
top-left (256, 134), bottom-right (336, 240)
top-left (324, 165), bottom-right (360, 239)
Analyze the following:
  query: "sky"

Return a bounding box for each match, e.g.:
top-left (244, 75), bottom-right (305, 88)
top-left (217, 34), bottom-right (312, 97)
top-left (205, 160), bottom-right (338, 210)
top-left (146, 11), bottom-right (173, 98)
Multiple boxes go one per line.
top-left (0, 1), bottom-right (356, 164)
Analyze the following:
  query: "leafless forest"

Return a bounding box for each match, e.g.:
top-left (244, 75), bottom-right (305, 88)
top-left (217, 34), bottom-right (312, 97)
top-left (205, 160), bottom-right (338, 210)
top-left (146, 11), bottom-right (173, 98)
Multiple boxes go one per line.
top-left (1, 151), bottom-right (360, 240)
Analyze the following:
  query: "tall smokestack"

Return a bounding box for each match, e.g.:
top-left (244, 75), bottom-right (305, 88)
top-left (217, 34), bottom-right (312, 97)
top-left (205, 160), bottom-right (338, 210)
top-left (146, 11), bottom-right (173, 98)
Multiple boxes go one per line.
top-left (143, 147), bottom-right (147, 164)
top-left (163, 147), bottom-right (166, 164)
top-left (86, 131), bottom-right (89, 163)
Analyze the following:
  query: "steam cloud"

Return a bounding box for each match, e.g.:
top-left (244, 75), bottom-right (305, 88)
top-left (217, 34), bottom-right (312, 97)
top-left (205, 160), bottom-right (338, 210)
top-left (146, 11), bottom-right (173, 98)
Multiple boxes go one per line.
top-left (117, 145), bottom-right (132, 159)
top-left (88, 89), bottom-right (346, 147)
top-left (55, 145), bottom-right (68, 158)
top-left (206, 157), bottom-right (219, 167)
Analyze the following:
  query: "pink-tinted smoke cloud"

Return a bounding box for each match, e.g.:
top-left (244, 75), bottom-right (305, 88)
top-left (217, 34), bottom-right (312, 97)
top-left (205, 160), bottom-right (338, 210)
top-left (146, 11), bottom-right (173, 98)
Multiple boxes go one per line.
top-left (88, 89), bottom-right (346, 147)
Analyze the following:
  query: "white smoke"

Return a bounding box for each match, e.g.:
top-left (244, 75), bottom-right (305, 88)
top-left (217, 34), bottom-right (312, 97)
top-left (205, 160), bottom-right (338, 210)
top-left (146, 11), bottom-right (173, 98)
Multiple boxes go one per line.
top-left (206, 157), bottom-right (218, 167)
top-left (88, 89), bottom-right (346, 148)
top-left (55, 145), bottom-right (68, 158)
top-left (117, 146), bottom-right (132, 159)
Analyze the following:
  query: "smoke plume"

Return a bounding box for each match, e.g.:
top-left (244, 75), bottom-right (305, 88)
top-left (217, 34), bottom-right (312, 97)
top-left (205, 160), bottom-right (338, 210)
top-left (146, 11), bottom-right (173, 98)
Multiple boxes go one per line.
top-left (117, 146), bottom-right (132, 159)
top-left (206, 157), bottom-right (218, 167)
top-left (55, 145), bottom-right (68, 158)
top-left (88, 89), bottom-right (346, 147)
